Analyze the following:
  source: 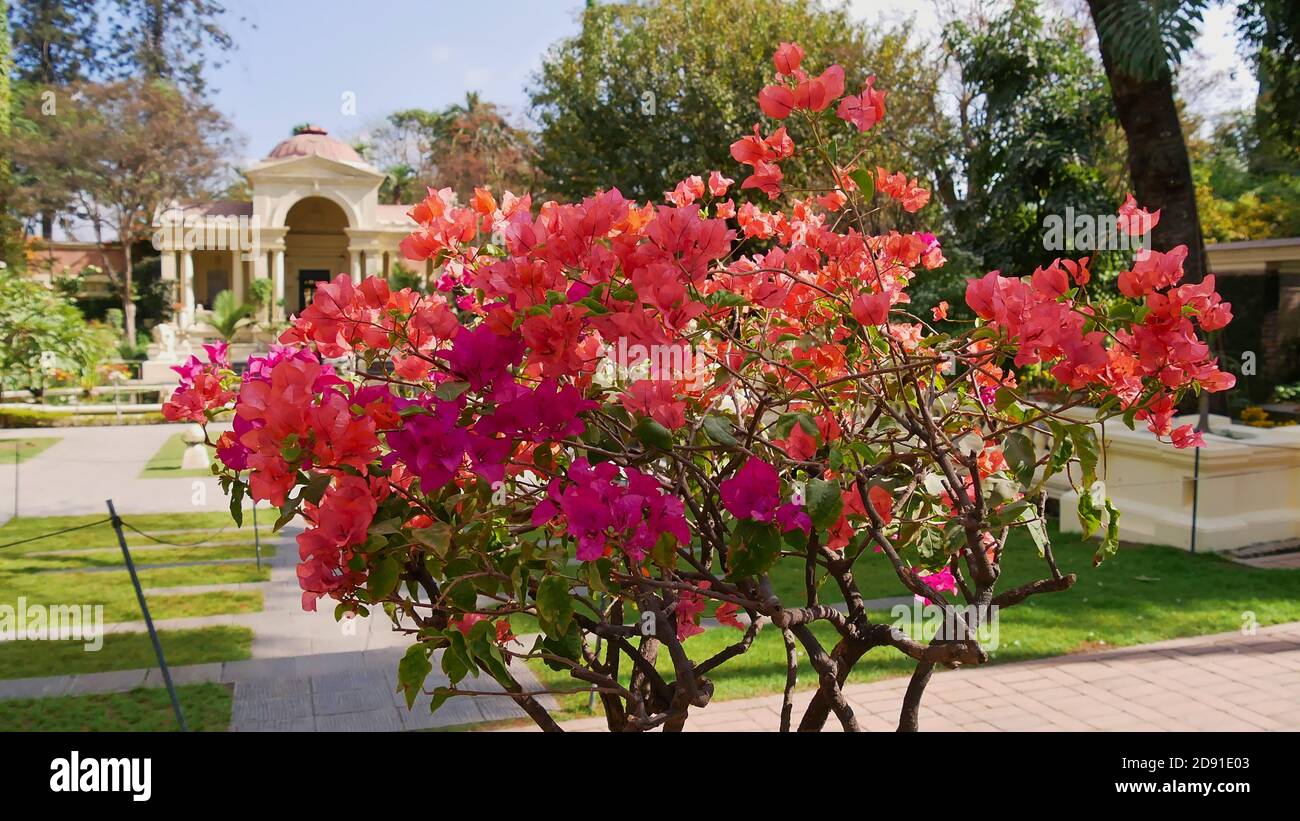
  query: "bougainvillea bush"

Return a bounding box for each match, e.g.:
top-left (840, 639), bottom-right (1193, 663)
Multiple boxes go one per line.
top-left (166, 42), bottom-right (1233, 732)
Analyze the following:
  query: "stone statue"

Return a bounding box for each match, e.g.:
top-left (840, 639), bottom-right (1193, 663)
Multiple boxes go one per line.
top-left (151, 322), bottom-right (178, 360)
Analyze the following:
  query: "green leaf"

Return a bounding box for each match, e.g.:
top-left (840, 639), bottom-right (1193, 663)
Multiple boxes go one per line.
top-left (1020, 506), bottom-right (1049, 558)
top-left (367, 556), bottom-right (401, 599)
top-left (702, 415), bottom-right (737, 446)
top-left (540, 625), bottom-right (583, 671)
top-left (727, 520), bottom-right (781, 579)
top-left (850, 167), bottom-right (873, 194)
top-left (1076, 489), bottom-right (1102, 539)
top-left (1002, 431), bottom-right (1037, 488)
top-left (632, 417), bottom-right (673, 451)
top-left (442, 629), bottom-right (478, 682)
top-left (1094, 498), bottom-right (1122, 567)
top-left (536, 574), bottom-right (574, 636)
top-left (805, 478), bottom-right (843, 530)
top-left (1068, 426), bottom-right (1100, 486)
top-left (434, 380), bottom-right (471, 401)
top-left (396, 643), bottom-right (432, 709)
top-left (428, 686), bottom-right (453, 715)
top-left (228, 482), bottom-right (245, 528)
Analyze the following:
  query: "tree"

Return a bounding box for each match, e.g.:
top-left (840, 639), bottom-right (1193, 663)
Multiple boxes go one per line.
top-left (936, 1), bottom-right (1126, 281)
top-left (0, 271), bottom-right (111, 395)
top-left (529, 0), bottom-right (947, 204)
top-left (8, 0), bottom-right (101, 84)
top-left (368, 95), bottom-right (537, 204)
top-left (0, 0), bottom-right (17, 270)
top-left (8, 78), bottom-right (234, 345)
top-left (108, 0), bottom-right (236, 93)
top-left (1236, 0), bottom-right (1300, 159)
top-left (168, 41), bottom-right (1233, 732)
top-left (1087, 0), bottom-right (1212, 284)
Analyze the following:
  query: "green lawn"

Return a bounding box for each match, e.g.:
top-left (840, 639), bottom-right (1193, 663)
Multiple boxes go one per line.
top-left (521, 527), bottom-right (1300, 724)
top-left (0, 436), bottom-right (61, 463)
top-left (0, 683), bottom-right (233, 732)
top-left (0, 626), bottom-right (253, 679)
top-left (0, 512), bottom-right (269, 626)
top-left (139, 432), bottom-right (214, 478)
top-left (0, 510), bottom-right (250, 549)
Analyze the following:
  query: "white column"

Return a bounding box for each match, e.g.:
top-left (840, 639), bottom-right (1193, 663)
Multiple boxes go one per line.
top-left (160, 250), bottom-right (177, 283)
top-left (350, 250), bottom-right (363, 285)
top-left (181, 250), bottom-right (195, 328)
top-left (231, 251), bottom-right (244, 304)
top-left (252, 252), bottom-right (269, 326)
top-left (273, 249), bottom-right (286, 321)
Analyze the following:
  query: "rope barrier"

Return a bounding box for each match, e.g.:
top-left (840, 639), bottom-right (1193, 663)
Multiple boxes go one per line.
top-left (120, 521), bottom-right (238, 550)
top-left (0, 518), bottom-right (113, 550)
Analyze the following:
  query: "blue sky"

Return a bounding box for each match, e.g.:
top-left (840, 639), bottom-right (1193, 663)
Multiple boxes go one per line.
top-left (207, 0), bottom-right (588, 164)
top-left (207, 0), bottom-right (1254, 167)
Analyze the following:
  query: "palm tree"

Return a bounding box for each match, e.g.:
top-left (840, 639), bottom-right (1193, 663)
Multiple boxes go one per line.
top-left (208, 289), bottom-right (254, 342)
top-left (1086, 0), bottom-right (1212, 282)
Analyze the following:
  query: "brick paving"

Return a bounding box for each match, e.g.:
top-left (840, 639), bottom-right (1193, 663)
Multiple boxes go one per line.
top-left (553, 621), bottom-right (1300, 731)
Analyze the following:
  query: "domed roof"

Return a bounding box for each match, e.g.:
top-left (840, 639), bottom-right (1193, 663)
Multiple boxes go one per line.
top-left (266, 125), bottom-right (364, 164)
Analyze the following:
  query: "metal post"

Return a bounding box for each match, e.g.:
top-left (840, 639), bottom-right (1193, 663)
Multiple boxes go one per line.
top-left (106, 499), bottom-right (188, 731)
top-left (12, 440), bottom-right (18, 519)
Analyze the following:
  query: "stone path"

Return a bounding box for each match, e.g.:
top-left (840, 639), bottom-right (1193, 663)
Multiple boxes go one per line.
top-left (551, 621), bottom-right (1300, 731)
top-left (0, 646), bottom-right (555, 731)
top-left (0, 423), bottom-right (232, 522)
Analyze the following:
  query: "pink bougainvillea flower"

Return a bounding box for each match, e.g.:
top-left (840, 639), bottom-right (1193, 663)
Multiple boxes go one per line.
top-left (775, 502), bottom-right (812, 535)
top-left (836, 75), bottom-right (887, 132)
top-left (914, 566), bottom-right (957, 606)
top-left (793, 64), bottom-right (844, 112)
top-left (932, 300), bottom-right (950, 321)
top-left (708, 170), bottom-right (734, 197)
top-left (757, 84), bottom-right (796, 119)
top-left (741, 160), bottom-right (784, 200)
top-left (1117, 193), bottom-right (1161, 236)
top-left (876, 167), bottom-right (930, 212)
top-left (676, 581), bottom-right (711, 640)
top-left (714, 601), bottom-right (747, 631)
top-left (1171, 424), bottom-right (1205, 449)
top-left (772, 41), bottom-right (805, 75)
top-left (620, 379), bottom-right (688, 430)
top-left (719, 457), bottom-right (781, 523)
top-left (851, 289), bottom-right (891, 326)
top-left (777, 421), bottom-right (818, 461)
top-left (665, 174), bottom-right (706, 207)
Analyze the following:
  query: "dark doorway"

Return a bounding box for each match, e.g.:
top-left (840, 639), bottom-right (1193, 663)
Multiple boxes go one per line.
top-left (298, 270), bottom-right (332, 312)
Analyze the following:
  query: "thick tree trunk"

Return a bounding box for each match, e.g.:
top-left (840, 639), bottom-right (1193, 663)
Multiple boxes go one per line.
top-left (1086, 0), bottom-right (1207, 284)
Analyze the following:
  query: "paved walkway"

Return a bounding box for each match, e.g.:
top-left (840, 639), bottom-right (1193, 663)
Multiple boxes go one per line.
top-left (0, 646), bottom-right (555, 731)
top-left (0, 423), bottom-right (231, 521)
top-left (553, 621), bottom-right (1300, 731)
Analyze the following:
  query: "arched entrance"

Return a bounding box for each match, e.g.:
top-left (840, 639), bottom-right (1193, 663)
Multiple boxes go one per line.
top-left (284, 197), bottom-right (350, 315)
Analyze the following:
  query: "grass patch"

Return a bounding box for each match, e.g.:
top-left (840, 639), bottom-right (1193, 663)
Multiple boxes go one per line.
top-left (0, 512), bottom-right (271, 626)
top-left (0, 563), bottom-right (269, 623)
top-left (0, 683), bottom-right (232, 732)
top-left (0, 626), bottom-right (253, 679)
top-left (523, 527), bottom-right (1300, 724)
top-left (0, 510), bottom-right (255, 550)
top-left (140, 432), bottom-right (214, 479)
top-left (0, 436), bottom-right (61, 463)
